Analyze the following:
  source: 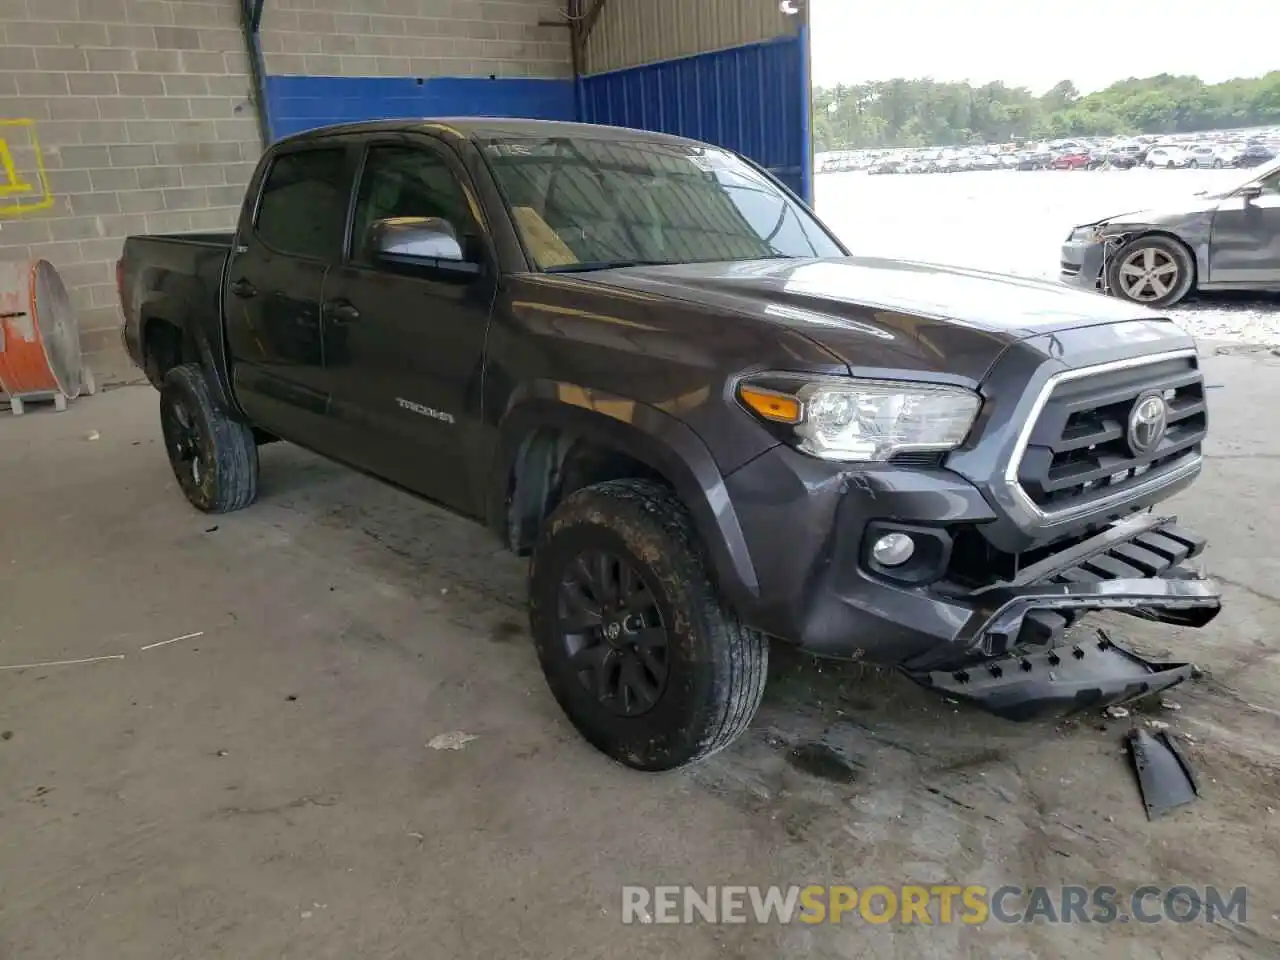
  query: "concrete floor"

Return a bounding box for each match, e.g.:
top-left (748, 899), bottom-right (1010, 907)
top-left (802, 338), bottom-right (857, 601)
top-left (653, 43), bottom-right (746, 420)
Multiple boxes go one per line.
top-left (1, 346), bottom-right (1278, 959)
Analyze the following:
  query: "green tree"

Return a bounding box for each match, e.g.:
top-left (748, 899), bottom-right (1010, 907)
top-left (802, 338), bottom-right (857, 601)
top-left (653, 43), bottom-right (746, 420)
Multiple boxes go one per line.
top-left (812, 71), bottom-right (1280, 150)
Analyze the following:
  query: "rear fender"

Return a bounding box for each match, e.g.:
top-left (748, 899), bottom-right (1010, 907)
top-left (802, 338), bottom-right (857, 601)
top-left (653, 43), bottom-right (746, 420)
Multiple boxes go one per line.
top-left (489, 384), bottom-right (760, 614)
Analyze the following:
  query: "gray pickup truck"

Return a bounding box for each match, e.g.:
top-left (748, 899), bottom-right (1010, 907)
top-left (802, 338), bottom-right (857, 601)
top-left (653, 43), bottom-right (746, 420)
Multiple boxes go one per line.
top-left (119, 118), bottom-right (1221, 770)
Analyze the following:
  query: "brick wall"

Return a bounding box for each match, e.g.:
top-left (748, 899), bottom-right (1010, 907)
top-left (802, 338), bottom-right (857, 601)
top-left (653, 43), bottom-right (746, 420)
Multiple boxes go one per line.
top-left (0, 0), bottom-right (261, 384)
top-left (261, 0), bottom-right (572, 79)
top-left (0, 0), bottom-right (572, 385)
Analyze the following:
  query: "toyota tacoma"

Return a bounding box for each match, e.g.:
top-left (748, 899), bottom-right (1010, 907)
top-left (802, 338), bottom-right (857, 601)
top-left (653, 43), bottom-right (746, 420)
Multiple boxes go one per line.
top-left (119, 119), bottom-right (1221, 770)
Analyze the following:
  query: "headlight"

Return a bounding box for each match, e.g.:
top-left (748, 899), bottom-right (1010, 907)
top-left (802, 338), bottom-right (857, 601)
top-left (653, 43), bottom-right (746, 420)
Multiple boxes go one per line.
top-left (738, 377), bottom-right (982, 462)
top-left (1068, 223), bottom-right (1103, 242)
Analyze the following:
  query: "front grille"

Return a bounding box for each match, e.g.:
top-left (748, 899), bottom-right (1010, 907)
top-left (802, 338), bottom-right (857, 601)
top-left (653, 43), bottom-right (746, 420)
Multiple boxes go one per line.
top-left (1016, 355), bottom-right (1206, 513)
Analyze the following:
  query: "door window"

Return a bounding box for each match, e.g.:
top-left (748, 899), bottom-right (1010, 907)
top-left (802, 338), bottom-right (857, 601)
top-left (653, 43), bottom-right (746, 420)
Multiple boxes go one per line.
top-left (255, 148), bottom-right (351, 260)
top-left (351, 145), bottom-right (476, 264)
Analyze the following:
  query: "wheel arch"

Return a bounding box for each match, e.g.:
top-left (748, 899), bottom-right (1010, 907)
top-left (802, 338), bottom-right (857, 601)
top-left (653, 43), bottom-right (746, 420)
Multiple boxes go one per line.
top-left (1108, 228), bottom-right (1203, 293)
top-left (140, 309), bottom-right (239, 415)
top-left (489, 387), bottom-right (761, 614)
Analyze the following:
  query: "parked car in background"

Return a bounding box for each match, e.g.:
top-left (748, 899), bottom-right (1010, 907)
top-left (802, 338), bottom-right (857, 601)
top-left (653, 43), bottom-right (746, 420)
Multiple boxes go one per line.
top-left (1237, 143), bottom-right (1277, 168)
top-left (1016, 151), bottom-right (1051, 170)
top-left (1051, 151), bottom-right (1090, 170)
top-left (1185, 144), bottom-right (1233, 168)
top-left (1145, 146), bottom-right (1191, 169)
top-left (1107, 142), bottom-right (1145, 168)
top-left (1061, 158), bottom-right (1280, 306)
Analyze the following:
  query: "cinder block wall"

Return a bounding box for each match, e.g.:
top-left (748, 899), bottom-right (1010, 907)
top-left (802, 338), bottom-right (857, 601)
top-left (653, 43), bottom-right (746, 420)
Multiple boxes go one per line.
top-left (0, 0), bottom-right (259, 383)
top-left (0, 0), bottom-right (571, 386)
top-left (261, 0), bottom-right (571, 79)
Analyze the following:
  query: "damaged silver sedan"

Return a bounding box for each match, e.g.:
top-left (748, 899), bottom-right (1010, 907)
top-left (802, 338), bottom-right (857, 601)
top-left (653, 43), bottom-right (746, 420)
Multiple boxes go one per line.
top-left (1061, 158), bottom-right (1280, 307)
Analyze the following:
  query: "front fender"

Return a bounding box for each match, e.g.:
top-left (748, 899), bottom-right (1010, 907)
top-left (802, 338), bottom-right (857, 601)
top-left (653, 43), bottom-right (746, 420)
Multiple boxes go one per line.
top-left (1102, 211), bottom-right (1214, 283)
top-left (489, 382), bottom-right (761, 614)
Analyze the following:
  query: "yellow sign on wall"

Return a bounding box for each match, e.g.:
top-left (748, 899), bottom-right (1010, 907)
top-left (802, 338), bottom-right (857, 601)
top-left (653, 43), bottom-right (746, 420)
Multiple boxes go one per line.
top-left (0, 119), bottom-right (54, 217)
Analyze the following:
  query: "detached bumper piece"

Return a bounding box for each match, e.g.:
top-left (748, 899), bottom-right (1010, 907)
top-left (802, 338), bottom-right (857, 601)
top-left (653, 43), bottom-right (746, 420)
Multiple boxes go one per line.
top-left (909, 630), bottom-right (1196, 721)
top-left (1127, 727), bottom-right (1201, 819)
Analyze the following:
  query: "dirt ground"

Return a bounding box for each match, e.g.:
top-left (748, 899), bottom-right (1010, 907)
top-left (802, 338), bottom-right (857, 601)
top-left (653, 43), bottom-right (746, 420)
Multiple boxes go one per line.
top-left (1, 345), bottom-right (1277, 959)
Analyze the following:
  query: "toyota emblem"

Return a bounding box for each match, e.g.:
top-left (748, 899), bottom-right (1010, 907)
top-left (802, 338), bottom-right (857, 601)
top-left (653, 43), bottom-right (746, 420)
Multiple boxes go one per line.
top-left (1127, 394), bottom-right (1168, 456)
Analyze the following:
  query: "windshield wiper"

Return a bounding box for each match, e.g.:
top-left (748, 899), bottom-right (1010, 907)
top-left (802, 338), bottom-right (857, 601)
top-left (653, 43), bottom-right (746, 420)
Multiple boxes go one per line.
top-left (545, 259), bottom-right (678, 273)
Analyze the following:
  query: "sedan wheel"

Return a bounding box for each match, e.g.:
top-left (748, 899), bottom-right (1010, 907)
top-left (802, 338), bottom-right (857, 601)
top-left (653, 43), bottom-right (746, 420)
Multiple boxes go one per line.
top-left (1106, 237), bottom-right (1195, 308)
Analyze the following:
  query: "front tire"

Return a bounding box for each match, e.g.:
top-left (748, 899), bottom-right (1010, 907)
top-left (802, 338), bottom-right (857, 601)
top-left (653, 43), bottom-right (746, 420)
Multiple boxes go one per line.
top-left (159, 363), bottom-right (258, 513)
top-left (529, 479), bottom-right (768, 771)
top-left (1106, 235), bottom-right (1195, 308)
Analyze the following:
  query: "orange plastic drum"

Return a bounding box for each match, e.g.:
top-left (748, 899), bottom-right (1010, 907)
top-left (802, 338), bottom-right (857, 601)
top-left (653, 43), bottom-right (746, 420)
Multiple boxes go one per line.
top-left (0, 259), bottom-right (82, 399)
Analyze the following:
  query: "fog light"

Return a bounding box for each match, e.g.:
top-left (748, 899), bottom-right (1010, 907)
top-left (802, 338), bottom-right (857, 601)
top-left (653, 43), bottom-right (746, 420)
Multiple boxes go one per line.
top-left (871, 533), bottom-right (916, 567)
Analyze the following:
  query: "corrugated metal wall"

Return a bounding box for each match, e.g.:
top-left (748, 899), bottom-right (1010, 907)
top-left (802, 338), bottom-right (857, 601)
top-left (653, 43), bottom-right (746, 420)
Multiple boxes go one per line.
top-left (578, 0), bottom-right (812, 202)
top-left (580, 38), bottom-right (810, 199)
top-left (583, 0), bottom-right (792, 74)
top-left (267, 77), bottom-right (576, 141)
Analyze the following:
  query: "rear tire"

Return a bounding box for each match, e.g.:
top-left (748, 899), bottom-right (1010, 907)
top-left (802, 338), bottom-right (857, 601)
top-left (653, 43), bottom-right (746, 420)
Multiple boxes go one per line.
top-left (529, 479), bottom-right (768, 771)
top-left (1106, 235), bottom-right (1195, 308)
top-left (1189, 159), bottom-right (1199, 169)
top-left (159, 363), bottom-right (258, 513)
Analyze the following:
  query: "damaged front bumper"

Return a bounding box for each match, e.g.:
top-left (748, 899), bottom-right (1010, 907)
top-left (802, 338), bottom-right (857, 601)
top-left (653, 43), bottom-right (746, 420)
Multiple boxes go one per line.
top-left (900, 513), bottom-right (1221, 720)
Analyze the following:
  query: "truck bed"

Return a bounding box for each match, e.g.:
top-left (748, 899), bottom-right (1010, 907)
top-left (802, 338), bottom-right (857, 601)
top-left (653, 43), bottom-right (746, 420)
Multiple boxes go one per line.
top-left (119, 232), bottom-right (236, 382)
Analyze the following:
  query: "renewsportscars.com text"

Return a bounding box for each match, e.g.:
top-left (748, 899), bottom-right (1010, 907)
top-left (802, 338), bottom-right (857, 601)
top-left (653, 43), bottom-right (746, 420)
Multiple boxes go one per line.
top-left (621, 884), bottom-right (1247, 926)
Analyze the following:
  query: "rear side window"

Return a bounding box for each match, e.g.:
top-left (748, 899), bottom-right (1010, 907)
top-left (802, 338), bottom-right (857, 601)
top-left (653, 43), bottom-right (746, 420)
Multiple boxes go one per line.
top-left (255, 148), bottom-right (350, 260)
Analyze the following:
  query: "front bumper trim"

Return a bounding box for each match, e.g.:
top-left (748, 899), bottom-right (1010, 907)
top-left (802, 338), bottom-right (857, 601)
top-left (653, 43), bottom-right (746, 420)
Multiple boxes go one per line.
top-left (960, 575), bottom-right (1221, 659)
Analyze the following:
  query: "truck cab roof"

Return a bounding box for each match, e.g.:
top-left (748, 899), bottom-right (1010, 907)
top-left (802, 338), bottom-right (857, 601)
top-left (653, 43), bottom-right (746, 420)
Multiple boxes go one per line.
top-left (273, 117), bottom-right (706, 149)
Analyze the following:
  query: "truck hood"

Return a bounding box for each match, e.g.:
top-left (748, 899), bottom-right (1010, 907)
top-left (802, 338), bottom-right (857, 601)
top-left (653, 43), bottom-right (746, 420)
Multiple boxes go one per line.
top-left (585, 257), bottom-right (1156, 382)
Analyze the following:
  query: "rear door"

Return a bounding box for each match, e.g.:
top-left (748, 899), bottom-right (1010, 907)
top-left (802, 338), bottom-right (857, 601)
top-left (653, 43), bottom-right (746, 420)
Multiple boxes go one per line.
top-left (225, 144), bottom-right (356, 447)
top-left (1208, 167), bottom-right (1280, 286)
top-left (319, 135), bottom-right (498, 517)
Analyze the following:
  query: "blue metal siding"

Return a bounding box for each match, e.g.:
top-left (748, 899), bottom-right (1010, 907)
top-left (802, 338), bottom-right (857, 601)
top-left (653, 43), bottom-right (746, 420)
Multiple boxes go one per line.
top-left (265, 75), bottom-right (577, 140)
top-left (579, 36), bottom-right (812, 202)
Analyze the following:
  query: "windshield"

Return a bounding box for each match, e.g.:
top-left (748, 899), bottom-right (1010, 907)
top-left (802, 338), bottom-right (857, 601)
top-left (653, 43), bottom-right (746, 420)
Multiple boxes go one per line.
top-left (481, 136), bottom-right (844, 272)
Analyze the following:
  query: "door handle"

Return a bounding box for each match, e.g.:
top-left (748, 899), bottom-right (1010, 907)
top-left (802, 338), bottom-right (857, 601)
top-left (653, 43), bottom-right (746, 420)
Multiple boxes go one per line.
top-left (229, 278), bottom-right (257, 299)
top-left (326, 300), bottom-right (360, 323)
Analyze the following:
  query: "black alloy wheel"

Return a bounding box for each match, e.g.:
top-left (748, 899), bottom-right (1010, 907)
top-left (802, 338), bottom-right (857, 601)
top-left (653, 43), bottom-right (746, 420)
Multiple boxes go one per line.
top-left (556, 550), bottom-right (669, 718)
top-left (160, 382), bottom-right (210, 501)
top-left (159, 363), bottom-right (258, 513)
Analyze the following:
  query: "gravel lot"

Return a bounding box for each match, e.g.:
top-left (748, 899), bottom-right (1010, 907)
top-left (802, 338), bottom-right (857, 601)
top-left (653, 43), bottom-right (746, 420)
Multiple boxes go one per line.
top-left (817, 168), bottom-right (1280, 345)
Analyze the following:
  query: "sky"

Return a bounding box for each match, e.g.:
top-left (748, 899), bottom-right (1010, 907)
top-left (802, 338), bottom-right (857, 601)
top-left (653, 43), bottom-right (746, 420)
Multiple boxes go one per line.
top-left (809, 0), bottom-right (1276, 94)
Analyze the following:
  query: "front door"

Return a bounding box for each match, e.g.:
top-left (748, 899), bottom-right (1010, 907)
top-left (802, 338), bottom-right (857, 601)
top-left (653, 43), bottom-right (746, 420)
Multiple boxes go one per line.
top-left (320, 137), bottom-right (497, 517)
top-left (224, 146), bottom-right (354, 447)
top-left (1208, 167), bottom-right (1280, 286)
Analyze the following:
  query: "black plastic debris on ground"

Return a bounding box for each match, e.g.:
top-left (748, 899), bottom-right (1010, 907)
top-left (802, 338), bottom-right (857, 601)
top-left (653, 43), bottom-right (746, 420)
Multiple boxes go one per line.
top-left (1127, 727), bottom-right (1201, 819)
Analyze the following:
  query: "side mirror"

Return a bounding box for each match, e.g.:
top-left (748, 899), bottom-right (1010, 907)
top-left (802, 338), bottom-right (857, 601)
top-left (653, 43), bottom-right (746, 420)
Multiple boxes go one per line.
top-left (1239, 183), bottom-right (1263, 202)
top-left (366, 216), bottom-right (479, 273)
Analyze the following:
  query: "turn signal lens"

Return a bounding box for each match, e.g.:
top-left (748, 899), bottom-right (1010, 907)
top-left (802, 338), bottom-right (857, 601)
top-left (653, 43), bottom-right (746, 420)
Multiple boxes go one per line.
top-left (738, 385), bottom-right (803, 424)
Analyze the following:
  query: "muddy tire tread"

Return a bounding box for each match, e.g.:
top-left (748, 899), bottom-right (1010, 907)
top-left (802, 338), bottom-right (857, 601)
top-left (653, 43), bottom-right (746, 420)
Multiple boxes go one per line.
top-left (162, 363), bottom-right (258, 514)
top-left (531, 478), bottom-right (768, 769)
